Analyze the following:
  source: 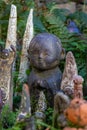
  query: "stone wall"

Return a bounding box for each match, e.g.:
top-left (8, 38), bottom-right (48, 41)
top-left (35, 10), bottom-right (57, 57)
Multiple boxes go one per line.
top-left (45, 0), bottom-right (87, 4)
top-left (45, 0), bottom-right (68, 4)
top-left (53, 2), bottom-right (76, 13)
top-left (35, 0), bottom-right (87, 13)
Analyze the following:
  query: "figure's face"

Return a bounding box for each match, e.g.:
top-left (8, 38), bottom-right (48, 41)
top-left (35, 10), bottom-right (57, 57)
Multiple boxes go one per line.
top-left (28, 33), bottom-right (63, 70)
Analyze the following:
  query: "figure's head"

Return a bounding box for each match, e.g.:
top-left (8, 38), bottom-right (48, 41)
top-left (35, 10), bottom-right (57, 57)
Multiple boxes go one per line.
top-left (28, 33), bottom-right (65, 70)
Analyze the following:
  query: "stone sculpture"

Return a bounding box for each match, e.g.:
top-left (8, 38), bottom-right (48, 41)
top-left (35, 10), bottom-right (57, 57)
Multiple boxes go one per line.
top-left (64, 75), bottom-right (87, 128)
top-left (35, 91), bottom-right (47, 130)
top-left (61, 51), bottom-right (78, 98)
top-left (73, 75), bottom-right (83, 99)
top-left (28, 32), bottom-right (65, 112)
top-left (53, 92), bottom-right (70, 128)
top-left (53, 51), bottom-right (78, 128)
top-left (53, 51), bottom-right (86, 129)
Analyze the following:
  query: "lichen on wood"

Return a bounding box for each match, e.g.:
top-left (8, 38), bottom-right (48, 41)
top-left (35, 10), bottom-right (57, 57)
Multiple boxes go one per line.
top-left (5, 4), bottom-right (17, 49)
top-left (18, 9), bottom-right (34, 82)
top-left (61, 51), bottom-right (78, 98)
top-left (0, 4), bottom-right (17, 110)
top-left (0, 46), bottom-right (15, 109)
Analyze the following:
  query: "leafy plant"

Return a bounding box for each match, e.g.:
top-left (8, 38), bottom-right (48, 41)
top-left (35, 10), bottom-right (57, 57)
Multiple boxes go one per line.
top-left (45, 107), bottom-right (53, 125)
top-left (1, 105), bottom-right (18, 129)
top-left (41, 5), bottom-right (87, 82)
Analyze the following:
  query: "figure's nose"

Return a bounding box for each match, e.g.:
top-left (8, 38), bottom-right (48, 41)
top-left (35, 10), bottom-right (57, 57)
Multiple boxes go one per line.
top-left (39, 53), bottom-right (43, 59)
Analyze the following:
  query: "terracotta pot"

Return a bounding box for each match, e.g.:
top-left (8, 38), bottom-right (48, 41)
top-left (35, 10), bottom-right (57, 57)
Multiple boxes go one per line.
top-left (78, 128), bottom-right (84, 130)
top-left (64, 98), bottom-right (87, 126)
top-left (45, 128), bottom-right (50, 130)
top-left (63, 127), bottom-right (77, 130)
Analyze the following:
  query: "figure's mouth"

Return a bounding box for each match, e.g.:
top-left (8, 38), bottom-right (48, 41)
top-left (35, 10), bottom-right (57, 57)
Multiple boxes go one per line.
top-left (38, 59), bottom-right (43, 63)
top-left (38, 60), bottom-right (46, 67)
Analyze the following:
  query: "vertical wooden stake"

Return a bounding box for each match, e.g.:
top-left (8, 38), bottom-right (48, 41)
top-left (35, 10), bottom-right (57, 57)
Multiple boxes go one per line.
top-left (18, 9), bottom-right (34, 82)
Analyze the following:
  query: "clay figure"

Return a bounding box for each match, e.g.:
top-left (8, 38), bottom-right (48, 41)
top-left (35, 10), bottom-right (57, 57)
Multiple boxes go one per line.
top-left (27, 33), bottom-right (65, 112)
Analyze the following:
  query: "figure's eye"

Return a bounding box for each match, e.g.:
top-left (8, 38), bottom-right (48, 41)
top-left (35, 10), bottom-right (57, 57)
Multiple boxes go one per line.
top-left (30, 49), bottom-right (39, 55)
top-left (43, 51), bottom-right (49, 56)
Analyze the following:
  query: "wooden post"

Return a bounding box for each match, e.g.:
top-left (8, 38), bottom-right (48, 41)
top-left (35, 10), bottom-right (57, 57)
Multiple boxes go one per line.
top-left (18, 9), bottom-right (34, 82)
top-left (61, 51), bottom-right (78, 98)
top-left (0, 4), bottom-right (17, 110)
top-left (5, 4), bottom-right (17, 49)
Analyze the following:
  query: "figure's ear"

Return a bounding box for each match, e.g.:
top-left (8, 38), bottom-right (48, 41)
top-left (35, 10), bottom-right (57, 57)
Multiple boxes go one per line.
top-left (60, 48), bottom-right (65, 60)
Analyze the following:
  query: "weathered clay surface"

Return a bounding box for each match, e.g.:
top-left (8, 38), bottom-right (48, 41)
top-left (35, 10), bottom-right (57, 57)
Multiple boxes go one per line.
top-left (64, 98), bottom-right (87, 127)
top-left (53, 92), bottom-right (70, 128)
top-left (61, 51), bottom-right (78, 98)
top-left (0, 46), bottom-right (15, 108)
top-left (28, 33), bottom-right (65, 112)
top-left (35, 91), bottom-right (47, 130)
top-left (73, 75), bottom-right (84, 99)
top-left (35, 91), bottom-right (47, 119)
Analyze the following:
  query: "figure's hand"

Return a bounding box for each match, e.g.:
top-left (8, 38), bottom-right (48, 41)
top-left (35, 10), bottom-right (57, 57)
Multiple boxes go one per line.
top-left (33, 79), bottom-right (48, 89)
top-left (63, 87), bottom-right (74, 98)
top-left (33, 80), bottom-right (42, 87)
top-left (0, 49), bottom-right (9, 59)
top-left (0, 45), bottom-right (15, 59)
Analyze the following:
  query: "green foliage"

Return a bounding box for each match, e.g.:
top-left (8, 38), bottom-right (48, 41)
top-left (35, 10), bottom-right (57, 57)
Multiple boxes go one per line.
top-left (45, 107), bottom-right (53, 125)
top-left (1, 105), bottom-right (17, 129)
top-left (33, 14), bottom-right (47, 34)
top-left (41, 5), bottom-right (87, 81)
top-left (0, 0), bottom-right (34, 42)
top-left (36, 119), bottom-right (60, 130)
top-left (11, 121), bottom-right (26, 130)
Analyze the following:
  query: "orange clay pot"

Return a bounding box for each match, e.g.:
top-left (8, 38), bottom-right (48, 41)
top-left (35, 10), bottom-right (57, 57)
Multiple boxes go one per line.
top-left (78, 128), bottom-right (85, 130)
top-left (63, 127), bottom-right (77, 130)
top-left (45, 128), bottom-right (50, 130)
top-left (63, 128), bottom-right (84, 130)
top-left (63, 127), bottom-right (87, 130)
top-left (64, 98), bottom-right (87, 127)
